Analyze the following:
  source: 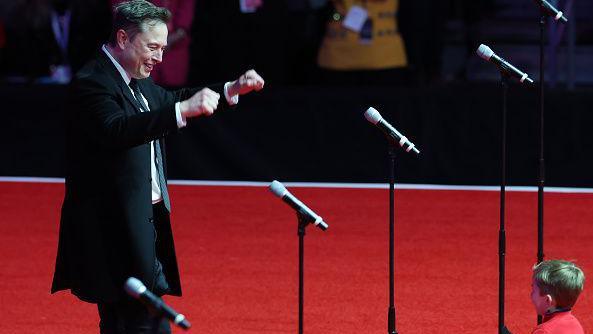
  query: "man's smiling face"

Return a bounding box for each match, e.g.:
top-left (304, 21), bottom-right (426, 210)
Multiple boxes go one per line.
top-left (120, 21), bottom-right (168, 79)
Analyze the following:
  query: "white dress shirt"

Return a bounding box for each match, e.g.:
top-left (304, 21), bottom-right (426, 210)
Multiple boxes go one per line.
top-left (101, 45), bottom-right (238, 204)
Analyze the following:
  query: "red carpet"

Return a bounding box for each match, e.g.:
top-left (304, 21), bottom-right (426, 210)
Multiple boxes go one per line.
top-left (1, 181), bottom-right (592, 333)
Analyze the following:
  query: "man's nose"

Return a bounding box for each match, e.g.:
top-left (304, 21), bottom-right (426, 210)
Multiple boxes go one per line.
top-left (153, 50), bottom-right (163, 63)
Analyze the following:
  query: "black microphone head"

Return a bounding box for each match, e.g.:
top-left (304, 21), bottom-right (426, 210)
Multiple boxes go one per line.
top-left (269, 180), bottom-right (288, 198)
top-left (124, 277), bottom-right (147, 298)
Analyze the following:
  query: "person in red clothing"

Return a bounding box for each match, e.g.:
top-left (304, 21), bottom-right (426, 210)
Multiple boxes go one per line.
top-left (531, 260), bottom-right (585, 334)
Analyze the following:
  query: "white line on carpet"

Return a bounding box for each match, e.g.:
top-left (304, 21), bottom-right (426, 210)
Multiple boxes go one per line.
top-left (1, 176), bottom-right (593, 194)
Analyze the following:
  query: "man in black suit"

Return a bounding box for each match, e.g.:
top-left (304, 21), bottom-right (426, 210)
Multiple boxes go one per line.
top-left (50, 1), bottom-right (264, 333)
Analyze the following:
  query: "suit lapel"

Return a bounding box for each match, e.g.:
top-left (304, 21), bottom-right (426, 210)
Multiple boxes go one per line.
top-left (121, 84), bottom-right (143, 114)
top-left (135, 79), bottom-right (154, 111)
top-left (126, 79), bottom-right (155, 114)
top-left (95, 50), bottom-right (142, 114)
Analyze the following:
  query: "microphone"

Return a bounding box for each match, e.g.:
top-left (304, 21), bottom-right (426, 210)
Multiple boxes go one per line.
top-left (476, 44), bottom-right (534, 84)
top-left (364, 107), bottom-right (420, 154)
top-left (124, 277), bottom-right (191, 330)
top-left (269, 180), bottom-right (328, 231)
top-left (534, 0), bottom-right (568, 23)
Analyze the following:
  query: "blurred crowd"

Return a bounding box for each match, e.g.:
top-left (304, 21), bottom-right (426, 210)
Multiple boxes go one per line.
top-left (0, 0), bottom-right (494, 87)
top-left (0, 0), bottom-right (111, 84)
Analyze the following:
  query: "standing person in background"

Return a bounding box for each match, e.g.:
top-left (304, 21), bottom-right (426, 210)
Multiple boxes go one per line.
top-left (284, 0), bottom-right (328, 85)
top-left (0, 19), bottom-right (5, 67)
top-left (453, 0), bottom-right (492, 81)
top-left (0, 1), bottom-right (6, 66)
top-left (2, 0), bottom-right (111, 83)
top-left (316, 0), bottom-right (408, 85)
top-left (398, 0), bottom-right (446, 85)
top-left (150, 0), bottom-right (195, 87)
top-left (111, 0), bottom-right (195, 87)
top-left (189, 0), bottom-right (287, 86)
top-left (51, 1), bottom-right (264, 333)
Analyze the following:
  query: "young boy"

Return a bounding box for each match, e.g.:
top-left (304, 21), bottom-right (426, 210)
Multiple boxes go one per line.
top-left (531, 260), bottom-right (585, 334)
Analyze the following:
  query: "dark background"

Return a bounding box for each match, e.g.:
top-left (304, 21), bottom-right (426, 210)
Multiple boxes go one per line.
top-left (1, 0), bottom-right (592, 186)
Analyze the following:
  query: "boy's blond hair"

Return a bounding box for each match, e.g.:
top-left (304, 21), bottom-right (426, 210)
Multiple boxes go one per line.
top-left (533, 260), bottom-right (585, 308)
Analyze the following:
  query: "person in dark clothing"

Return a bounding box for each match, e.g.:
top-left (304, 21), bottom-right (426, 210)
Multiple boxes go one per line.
top-left (2, 0), bottom-right (112, 83)
top-left (51, 1), bottom-right (264, 332)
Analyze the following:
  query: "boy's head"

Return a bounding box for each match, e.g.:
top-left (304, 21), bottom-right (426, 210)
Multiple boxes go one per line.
top-left (531, 260), bottom-right (585, 315)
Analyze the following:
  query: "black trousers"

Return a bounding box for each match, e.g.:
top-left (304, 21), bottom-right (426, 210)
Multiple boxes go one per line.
top-left (97, 202), bottom-right (172, 334)
top-left (97, 297), bottom-right (171, 334)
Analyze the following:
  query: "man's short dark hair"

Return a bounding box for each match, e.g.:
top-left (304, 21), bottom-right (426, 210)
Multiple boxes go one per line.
top-left (108, 0), bottom-right (171, 46)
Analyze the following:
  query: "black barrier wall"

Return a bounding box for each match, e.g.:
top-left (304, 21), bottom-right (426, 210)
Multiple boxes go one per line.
top-left (2, 83), bottom-right (593, 187)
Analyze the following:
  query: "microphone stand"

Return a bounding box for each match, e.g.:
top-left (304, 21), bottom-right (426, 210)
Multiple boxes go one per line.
top-left (364, 107), bottom-right (419, 334)
top-left (537, 14), bottom-right (547, 325)
top-left (387, 143), bottom-right (398, 334)
top-left (297, 212), bottom-right (313, 334)
top-left (535, 3), bottom-right (570, 326)
top-left (498, 74), bottom-right (512, 334)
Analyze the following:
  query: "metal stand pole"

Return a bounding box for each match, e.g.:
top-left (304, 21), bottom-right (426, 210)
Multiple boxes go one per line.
top-left (537, 14), bottom-right (547, 325)
top-left (298, 214), bottom-right (307, 334)
top-left (498, 75), bottom-right (511, 334)
top-left (387, 143), bottom-right (398, 334)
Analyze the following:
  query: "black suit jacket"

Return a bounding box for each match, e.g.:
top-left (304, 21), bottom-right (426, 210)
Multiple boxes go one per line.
top-left (51, 50), bottom-right (229, 303)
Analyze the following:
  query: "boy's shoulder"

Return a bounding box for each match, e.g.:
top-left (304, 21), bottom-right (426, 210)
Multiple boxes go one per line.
top-left (532, 311), bottom-right (584, 334)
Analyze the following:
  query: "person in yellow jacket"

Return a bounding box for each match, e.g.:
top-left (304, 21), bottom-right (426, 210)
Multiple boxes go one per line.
top-left (317, 0), bottom-right (407, 84)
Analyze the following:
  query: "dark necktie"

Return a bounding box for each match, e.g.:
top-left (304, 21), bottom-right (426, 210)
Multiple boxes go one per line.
top-left (129, 79), bottom-right (171, 212)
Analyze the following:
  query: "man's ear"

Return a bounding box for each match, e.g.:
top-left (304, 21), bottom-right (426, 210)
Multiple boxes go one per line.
top-left (116, 29), bottom-right (128, 50)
